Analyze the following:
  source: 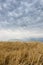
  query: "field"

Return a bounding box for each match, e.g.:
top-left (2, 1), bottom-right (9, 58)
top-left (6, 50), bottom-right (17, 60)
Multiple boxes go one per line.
top-left (0, 41), bottom-right (43, 65)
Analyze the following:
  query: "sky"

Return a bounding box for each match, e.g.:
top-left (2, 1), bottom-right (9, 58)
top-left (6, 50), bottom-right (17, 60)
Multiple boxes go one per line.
top-left (0, 0), bottom-right (43, 41)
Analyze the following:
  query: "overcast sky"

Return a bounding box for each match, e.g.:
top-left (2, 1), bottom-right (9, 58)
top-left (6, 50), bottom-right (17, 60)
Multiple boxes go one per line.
top-left (0, 0), bottom-right (43, 41)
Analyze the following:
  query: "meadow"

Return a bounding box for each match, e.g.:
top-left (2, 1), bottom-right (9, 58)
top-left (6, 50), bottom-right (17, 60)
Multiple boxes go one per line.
top-left (0, 41), bottom-right (43, 65)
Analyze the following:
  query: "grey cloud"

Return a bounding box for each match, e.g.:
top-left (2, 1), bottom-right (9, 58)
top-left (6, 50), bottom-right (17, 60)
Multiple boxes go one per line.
top-left (0, 0), bottom-right (43, 30)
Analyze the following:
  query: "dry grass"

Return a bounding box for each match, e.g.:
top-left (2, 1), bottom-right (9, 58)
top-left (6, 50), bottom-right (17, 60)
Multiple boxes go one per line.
top-left (0, 41), bottom-right (43, 65)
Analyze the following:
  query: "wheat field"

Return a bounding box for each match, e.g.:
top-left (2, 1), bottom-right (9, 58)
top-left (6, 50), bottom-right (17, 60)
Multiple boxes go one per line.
top-left (0, 41), bottom-right (43, 65)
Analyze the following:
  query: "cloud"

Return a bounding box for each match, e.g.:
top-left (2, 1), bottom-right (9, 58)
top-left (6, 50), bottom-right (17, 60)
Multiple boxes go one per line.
top-left (0, 0), bottom-right (43, 40)
top-left (0, 0), bottom-right (43, 29)
top-left (0, 29), bottom-right (43, 41)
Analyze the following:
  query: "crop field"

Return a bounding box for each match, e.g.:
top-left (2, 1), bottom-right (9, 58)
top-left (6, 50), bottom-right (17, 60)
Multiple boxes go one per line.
top-left (0, 41), bottom-right (43, 65)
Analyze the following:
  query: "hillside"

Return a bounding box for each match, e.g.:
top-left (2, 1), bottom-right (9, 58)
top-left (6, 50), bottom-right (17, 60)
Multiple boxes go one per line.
top-left (0, 42), bottom-right (43, 65)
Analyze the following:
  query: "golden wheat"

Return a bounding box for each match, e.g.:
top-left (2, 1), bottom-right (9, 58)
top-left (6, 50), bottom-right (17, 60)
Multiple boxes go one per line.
top-left (0, 41), bottom-right (43, 65)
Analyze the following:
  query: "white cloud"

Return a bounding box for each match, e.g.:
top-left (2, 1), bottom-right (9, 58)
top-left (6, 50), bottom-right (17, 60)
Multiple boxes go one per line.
top-left (0, 29), bottom-right (43, 41)
top-left (8, 11), bottom-right (22, 17)
top-left (3, 3), bottom-right (7, 8)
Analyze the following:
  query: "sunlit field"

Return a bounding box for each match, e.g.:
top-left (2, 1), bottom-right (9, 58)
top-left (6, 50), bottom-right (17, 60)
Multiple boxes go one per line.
top-left (0, 41), bottom-right (43, 65)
